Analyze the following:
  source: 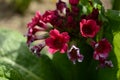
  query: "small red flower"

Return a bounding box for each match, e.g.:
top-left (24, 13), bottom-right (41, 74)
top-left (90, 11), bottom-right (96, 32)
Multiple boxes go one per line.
top-left (80, 19), bottom-right (100, 38)
top-left (67, 45), bottom-right (84, 64)
top-left (27, 11), bottom-right (48, 29)
top-left (45, 29), bottom-right (70, 54)
top-left (93, 38), bottom-right (112, 60)
top-left (27, 11), bottom-right (42, 28)
top-left (42, 10), bottom-right (58, 23)
top-left (69, 0), bottom-right (79, 5)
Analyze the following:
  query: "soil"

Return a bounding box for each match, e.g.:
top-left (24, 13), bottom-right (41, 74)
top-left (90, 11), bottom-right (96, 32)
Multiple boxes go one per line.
top-left (0, 0), bottom-right (112, 34)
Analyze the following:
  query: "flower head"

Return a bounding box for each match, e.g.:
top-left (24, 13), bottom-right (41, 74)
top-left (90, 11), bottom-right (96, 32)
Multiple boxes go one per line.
top-left (45, 29), bottom-right (70, 54)
top-left (25, 0), bottom-right (113, 68)
top-left (67, 45), bottom-right (84, 64)
top-left (80, 19), bottom-right (100, 38)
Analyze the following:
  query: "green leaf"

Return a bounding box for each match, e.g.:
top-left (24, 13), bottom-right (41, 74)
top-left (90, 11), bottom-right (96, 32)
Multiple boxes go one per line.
top-left (106, 10), bottom-right (120, 21)
top-left (80, 0), bottom-right (89, 5)
top-left (0, 29), bottom-right (61, 80)
top-left (112, 0), bottom-right (120, 10)
top-left (0, 63), bottom-right (23, 80)
top-left (113, 33), bottom-right (120, 80)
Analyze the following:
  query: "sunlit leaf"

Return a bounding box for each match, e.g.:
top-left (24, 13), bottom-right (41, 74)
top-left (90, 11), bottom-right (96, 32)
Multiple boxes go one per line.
top-left (0, 29), bottom-right (60, 80)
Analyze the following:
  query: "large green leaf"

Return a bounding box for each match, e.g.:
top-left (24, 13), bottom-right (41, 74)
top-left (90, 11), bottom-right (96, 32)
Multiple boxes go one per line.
top-left (0, 63), bottom-right (23, 80)
top-left (114, 32), bottom-right (120, 80)
top-left (106, 10), bottom-right (120, 21)
top-left (0, 29), bottom-right (61, 80)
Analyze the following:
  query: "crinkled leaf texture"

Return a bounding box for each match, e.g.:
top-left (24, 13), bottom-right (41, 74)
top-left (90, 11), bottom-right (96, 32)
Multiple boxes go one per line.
top-left (0, 63), bottom-right (23, 80)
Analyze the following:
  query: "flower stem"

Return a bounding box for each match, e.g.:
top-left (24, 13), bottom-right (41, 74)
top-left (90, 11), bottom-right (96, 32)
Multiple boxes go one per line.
top-left (112, 0), bottom-right (120, 10)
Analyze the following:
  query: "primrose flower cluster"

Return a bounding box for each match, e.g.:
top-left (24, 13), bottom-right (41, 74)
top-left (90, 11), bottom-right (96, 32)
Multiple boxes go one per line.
top-left (26, 0), bottom-right (113, 68)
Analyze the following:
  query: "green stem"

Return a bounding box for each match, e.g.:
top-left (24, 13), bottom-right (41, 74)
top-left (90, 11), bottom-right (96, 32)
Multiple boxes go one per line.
top-left (112, 0), bottom-right (120, 10)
